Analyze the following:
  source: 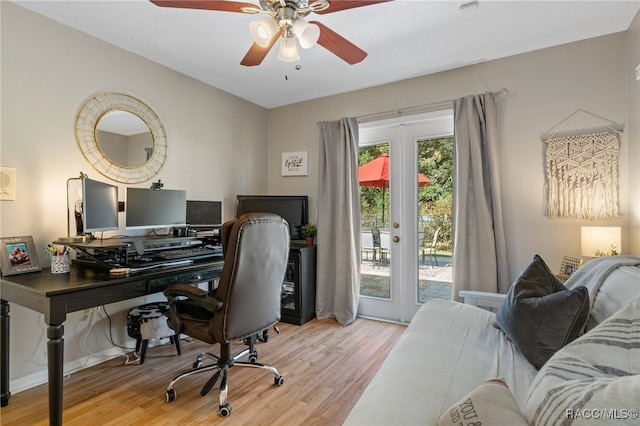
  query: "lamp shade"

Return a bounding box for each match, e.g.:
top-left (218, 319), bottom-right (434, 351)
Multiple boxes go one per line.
top-left (250, 17), bottom-right (278, 47)
top-left (581, 226), bottom-right (622, 256)
top-left (293, 19), bottom-right (320, 49)
top-left (277, 36), bottom-right (299, 61)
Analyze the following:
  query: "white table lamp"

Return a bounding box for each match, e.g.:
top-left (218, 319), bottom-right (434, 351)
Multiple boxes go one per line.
top-left (581, 226), bottom-right (621, 257)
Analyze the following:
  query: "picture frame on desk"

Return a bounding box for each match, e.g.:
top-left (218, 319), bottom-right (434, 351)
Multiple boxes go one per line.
top-left (0, 236), bottom-right (41, 276)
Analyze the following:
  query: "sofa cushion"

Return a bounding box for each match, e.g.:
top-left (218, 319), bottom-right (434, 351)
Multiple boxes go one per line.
top-left (495, 254), bottom-right (590, 368)
top-left (524, 296), bottom-right (640, 425)
top-left (437, 378), bottom-right (528, 426)
top-left (343, 299), bottom-right (538, 425)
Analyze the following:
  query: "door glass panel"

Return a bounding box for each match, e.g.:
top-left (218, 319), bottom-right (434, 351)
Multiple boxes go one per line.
top-left (416, 136), bottom-right (454, 303)
top-left (359, 143), bottom-right (390, 299)
top-left (281, 255), bottom-right (297, 311)
top-left (357, 110), bottom-right (453, 323)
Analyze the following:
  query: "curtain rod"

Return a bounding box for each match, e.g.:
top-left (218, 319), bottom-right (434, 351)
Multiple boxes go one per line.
top-left (356, 89), bottom-right (508, 124)
top-left (357, 100), bottom-right (453, 123)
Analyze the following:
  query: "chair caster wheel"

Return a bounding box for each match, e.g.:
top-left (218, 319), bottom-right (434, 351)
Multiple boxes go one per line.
top-left (193, 360), bottom-right (202, 369)
top-left (249, 350), bottom-right (258, 363)
top-left (275, 375), bottom-right (285, 386)
top-left (166, 388), bottom-right (176, 402)
top-left (219, 403), bottom-right (231, 417)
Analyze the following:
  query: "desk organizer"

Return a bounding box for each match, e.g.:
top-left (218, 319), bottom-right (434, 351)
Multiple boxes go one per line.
top-left (51, 253), bottom-right (70, 274)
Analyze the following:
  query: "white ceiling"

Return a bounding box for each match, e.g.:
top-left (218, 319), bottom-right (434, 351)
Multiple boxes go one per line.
top-left (12, 0), bottom-right (640, 109)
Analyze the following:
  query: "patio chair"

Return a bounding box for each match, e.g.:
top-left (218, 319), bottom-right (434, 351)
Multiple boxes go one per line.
top-left (379, 229), bottom-right (390, 265)
top-left (361, 230), bottom-right (377, 261)
top-left (420, 228), bottom-right (439, 266)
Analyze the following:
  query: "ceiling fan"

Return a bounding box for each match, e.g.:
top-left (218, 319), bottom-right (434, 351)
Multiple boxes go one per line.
top-left (150, 0), bottom-right (392, 66)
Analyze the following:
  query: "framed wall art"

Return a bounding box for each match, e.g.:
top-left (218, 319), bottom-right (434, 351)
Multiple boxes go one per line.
top-left (0, 166), bottom-right (16, 201)
top-left (281, 151), bottom-right (308, 176)
top-left (0, 236), bottom-right (41, 276)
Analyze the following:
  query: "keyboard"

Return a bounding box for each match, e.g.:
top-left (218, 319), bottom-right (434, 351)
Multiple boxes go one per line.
top-left (154, 246), bottom-right (221, 261)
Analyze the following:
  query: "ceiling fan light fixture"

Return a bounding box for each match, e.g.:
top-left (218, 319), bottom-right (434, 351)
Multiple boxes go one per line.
top-left (277, 36), bottom-right (300, 62)
top-left (293, 19), bottom-right (320, 49)
top-left (250, 17), bottom-right (278, 47)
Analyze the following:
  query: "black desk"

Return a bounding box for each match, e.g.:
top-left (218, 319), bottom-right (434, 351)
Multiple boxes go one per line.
top-left (0, 259), bottom-right (224, 426)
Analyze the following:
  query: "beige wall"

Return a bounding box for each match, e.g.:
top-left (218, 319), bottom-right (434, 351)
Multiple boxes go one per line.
top-left (267, 25), bottom-right (639, 277)
top-left (1, 2), bottom-right (268, 387)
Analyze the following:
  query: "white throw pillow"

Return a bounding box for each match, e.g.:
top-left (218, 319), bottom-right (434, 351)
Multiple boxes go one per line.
top-left (437, 379), bottom-right (528, 426)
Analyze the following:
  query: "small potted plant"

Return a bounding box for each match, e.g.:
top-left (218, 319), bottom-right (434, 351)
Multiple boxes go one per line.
top-left (300, 223), bottom-right (317, 246)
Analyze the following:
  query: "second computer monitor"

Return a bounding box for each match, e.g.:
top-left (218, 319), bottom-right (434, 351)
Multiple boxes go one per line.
top-left (125, 188), bottom-right (187, 230)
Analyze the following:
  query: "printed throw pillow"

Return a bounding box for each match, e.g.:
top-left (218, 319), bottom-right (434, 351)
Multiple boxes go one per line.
top-left (437, 379), bottom-right (528, 426)
top-left (524, 296), bottom-right (640, 425)
top-left (495, 254), bottom-right (590, 369)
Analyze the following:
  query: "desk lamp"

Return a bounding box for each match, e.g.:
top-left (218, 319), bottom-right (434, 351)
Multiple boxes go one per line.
top-left (59, 172), bottom-right (92, 243)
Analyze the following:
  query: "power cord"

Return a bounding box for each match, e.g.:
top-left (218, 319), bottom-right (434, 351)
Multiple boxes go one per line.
top-left (100, 305), bottom-right (140, 365)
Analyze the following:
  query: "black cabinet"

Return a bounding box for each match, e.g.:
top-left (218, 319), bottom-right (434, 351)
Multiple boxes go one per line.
top-left (281, 244), bottom-right (316, 325)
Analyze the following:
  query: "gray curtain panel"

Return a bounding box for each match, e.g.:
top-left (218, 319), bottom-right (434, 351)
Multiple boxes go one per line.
top-left (316, 117), bottom-right (361, 325)
top-left (452, 92), bottom-right (509, 300)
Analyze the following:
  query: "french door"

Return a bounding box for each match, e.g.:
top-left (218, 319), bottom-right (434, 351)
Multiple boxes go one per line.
top-left (357, 110), bottom-right (453, 323)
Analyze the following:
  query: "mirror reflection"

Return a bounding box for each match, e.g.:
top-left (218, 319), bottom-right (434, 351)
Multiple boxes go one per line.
top-left (97, 111), bottom-right (153, 168)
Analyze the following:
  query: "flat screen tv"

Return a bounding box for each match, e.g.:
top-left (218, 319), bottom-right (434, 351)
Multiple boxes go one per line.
top-left (236, 195), bottom-right (308, 240)
top-left (82, 177), bottom-right (119, 233)
top-left (125, 188), bottom-right (187, 230)
top-left (186, 200), bottom-right (222, 228)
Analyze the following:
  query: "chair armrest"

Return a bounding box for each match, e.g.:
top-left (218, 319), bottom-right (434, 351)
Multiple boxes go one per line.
top-left (458, 290), bottom-right (506, 310)
top-left (164, 283), bottom-right (223, 312)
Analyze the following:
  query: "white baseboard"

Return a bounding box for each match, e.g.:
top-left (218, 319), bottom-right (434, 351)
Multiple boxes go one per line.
top-left (9, 347), bottom-right (128, 394)
top-left (9, 337), bottom-right (175, 394)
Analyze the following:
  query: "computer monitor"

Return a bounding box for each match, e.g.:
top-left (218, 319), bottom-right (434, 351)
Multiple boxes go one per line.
top-left (125, 187), bottom-right (187, 230)
top-left (235, 195), bottom-right (308, 240)
top-left (82, 177), bottom-right (119, 233)
top-left (186, 200), bottom-right (222, 228)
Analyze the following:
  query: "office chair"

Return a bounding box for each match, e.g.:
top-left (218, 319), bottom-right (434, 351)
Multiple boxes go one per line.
top-left (162, 213), bottom-right (290, 417)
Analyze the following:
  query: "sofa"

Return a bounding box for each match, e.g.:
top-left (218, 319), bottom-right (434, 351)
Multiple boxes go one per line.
top-left (344, 255), bottom-right (640, 425)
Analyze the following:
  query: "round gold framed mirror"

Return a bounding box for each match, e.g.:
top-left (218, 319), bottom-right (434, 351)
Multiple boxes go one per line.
top-left (75, 92), bottom-right (167, 183)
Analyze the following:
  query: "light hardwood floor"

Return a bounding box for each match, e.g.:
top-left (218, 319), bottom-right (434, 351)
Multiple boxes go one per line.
top-left (1, 317), bottom-right (406, 425)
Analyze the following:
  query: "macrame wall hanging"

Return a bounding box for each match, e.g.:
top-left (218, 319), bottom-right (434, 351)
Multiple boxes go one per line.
top-left (542, 110), bottom-right (623, 220)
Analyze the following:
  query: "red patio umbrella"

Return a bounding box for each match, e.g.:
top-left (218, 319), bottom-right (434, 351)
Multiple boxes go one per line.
top-left (358, 153), bottom-right (429, 223)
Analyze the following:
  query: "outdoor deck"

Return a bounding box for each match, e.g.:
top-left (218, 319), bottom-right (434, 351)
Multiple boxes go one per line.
top-left (360, 255), bottom-right (452, 302)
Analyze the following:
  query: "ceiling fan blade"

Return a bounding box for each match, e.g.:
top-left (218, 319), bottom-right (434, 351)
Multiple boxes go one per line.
top-left (240, 28), bottom-right (283, 66)
top-left (150, 0), bottom-right (256, 13)
top-left (310, 21), bottom-right (367, 65)
top-left (314, 0), bottom-right (393, 15)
